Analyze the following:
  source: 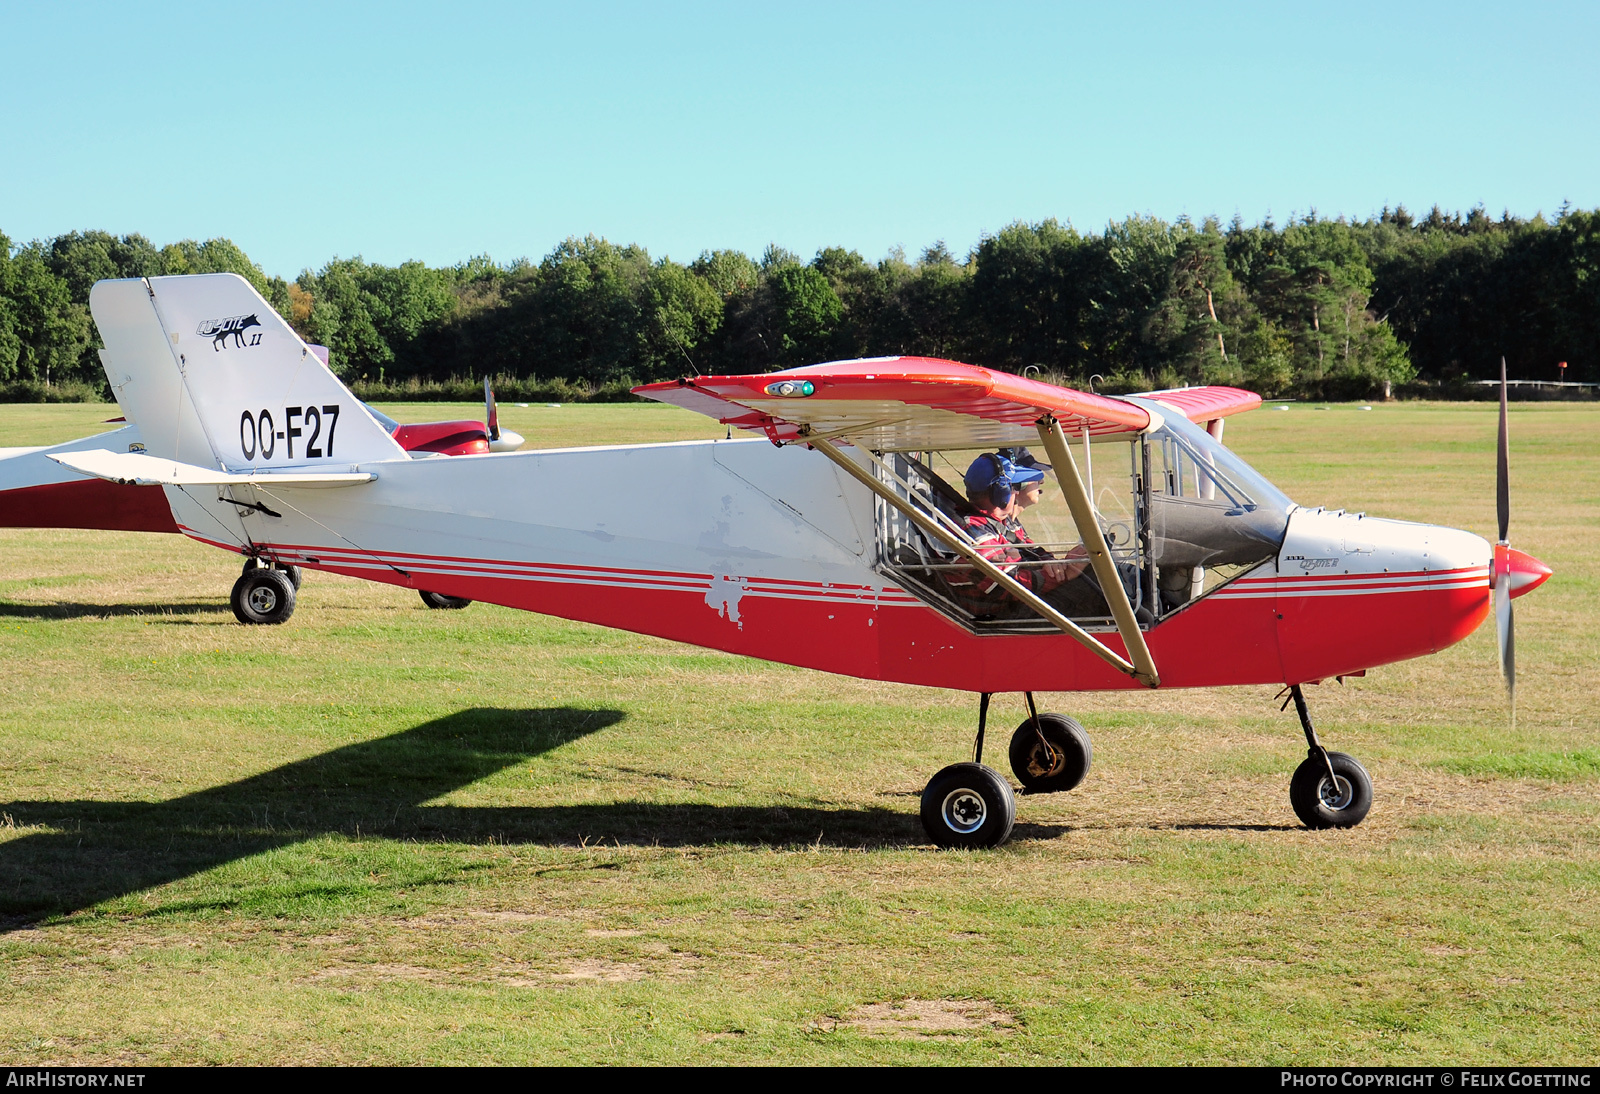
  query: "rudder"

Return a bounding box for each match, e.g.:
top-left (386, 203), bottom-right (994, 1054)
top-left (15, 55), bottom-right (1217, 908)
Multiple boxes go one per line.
top-left (91, 274), bottom-right (404, 469)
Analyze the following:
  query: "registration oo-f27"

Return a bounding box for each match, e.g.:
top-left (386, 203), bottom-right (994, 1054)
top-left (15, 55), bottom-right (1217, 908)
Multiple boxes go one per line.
top-left (46, 273), bottom-right (1551, 848)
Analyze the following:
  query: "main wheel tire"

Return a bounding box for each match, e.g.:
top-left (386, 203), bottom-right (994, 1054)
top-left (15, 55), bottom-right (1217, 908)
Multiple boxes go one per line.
top-left (242, 558), bottom-right (302, 591)
top-left (1289, 751), bottom-right (1373, 829)
top-left (231, 568), bottom-right (296, 625)
top-left (419, 590), bottom-right (472, 610)
top-left (1008, 713), bottom-right (1092, 794)
top-left (920, 763), bottom-right (1016, 849)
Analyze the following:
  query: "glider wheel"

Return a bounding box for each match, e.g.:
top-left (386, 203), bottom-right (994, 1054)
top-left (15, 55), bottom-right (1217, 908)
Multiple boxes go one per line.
top-left (419, 590), bottom-right (473, 610)
top-left (231, 568), bottom-right (296, 625)
top-left (920, 763), bottom-right (1016, 849)
top-left (1008, 713), bottom-right (1092, 794)
top-left (1289, 751), bottom-right (1373, 829)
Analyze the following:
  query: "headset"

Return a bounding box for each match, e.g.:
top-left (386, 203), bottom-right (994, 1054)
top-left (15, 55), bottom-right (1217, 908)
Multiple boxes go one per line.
top-left (965, 453), bottom-right (1016, 509)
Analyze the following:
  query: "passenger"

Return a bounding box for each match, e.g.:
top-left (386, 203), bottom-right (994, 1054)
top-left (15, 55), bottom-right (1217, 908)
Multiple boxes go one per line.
top-left (996, 446), bottom-right (1051, 539)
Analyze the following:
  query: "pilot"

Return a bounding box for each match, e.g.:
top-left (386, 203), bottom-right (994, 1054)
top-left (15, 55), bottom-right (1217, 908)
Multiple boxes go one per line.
top-left (948, 451), bottom-right (1112, 620)
top-left (944, 453), bottom-right (1079, 618)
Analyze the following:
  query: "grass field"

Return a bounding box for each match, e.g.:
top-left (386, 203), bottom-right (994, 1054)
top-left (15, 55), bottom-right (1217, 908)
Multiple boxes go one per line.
top-left (1, 399), bottom-right (1596, 1065)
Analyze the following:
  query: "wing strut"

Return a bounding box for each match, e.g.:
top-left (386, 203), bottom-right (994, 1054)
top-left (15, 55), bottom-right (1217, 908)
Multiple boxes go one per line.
top-left (1035, 415), bottom-right (1160, 687)
top-left (808, 436), bottom-right (1149, 684)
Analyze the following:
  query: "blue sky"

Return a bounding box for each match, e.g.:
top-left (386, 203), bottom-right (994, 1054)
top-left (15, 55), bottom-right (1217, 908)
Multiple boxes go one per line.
top-left (2, 1), bottom-right (1595, 278)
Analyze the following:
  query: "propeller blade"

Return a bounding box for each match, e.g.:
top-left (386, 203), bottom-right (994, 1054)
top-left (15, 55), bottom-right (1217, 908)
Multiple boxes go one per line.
top-left (1496, 357), bottom-right (1510, 544)
top-left (484, 377), bottom-right (500, 442)
top-left (1495, 569), bottom-right (1516, 720)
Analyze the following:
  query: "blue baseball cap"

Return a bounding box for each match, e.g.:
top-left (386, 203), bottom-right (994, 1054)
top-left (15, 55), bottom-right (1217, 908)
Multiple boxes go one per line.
top-left (964, 453), bottom-right (1044, 496)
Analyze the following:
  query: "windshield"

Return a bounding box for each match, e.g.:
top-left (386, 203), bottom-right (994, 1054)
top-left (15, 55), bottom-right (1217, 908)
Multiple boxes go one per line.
top-left (869, 403), bottom-right (1296, 632)
top-left (1126, 399), bottom-right (1295, 515)
top-left (1126, 399), bottom-right (1293, 612)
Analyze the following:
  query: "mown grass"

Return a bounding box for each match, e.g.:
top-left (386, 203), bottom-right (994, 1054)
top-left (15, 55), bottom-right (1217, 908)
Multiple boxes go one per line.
top-left (0, 400), bottom-right (1596, 1064)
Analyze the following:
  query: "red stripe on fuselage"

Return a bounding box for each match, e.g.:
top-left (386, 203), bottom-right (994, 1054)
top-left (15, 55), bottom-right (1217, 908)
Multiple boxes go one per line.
top-left (191, 531), bottom-right (1486, 691)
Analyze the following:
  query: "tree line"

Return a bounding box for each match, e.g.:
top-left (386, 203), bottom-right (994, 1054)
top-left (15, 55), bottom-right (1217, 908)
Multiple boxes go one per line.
top-left (3, 206), bottom-right (1596, 401)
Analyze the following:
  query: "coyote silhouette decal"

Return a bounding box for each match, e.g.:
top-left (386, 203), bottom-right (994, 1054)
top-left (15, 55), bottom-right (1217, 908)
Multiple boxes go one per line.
top-left (196, 313), bottom-right (263, 351)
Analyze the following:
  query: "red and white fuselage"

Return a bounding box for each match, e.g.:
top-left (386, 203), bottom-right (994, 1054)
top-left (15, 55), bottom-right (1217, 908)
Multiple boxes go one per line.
top-left (35, 272), bottom-right (1549, 696)
top-left (175, 435), bottom-right (1527, 691)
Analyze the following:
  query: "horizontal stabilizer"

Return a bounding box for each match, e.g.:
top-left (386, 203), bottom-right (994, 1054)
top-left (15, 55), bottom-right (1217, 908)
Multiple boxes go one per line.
top-left (48, 449), bottom-right (375, 488)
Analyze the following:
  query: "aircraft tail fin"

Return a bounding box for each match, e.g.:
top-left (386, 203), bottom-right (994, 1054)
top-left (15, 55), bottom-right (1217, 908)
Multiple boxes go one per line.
top-left (90, 274), bottom-right (405, 469)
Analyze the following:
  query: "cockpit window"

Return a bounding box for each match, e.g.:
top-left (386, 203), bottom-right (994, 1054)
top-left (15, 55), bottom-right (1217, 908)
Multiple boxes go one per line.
top-left (1129, 400), bottom-right (1294, 614)
top-left (873, 407), bottom-right (1293, 633)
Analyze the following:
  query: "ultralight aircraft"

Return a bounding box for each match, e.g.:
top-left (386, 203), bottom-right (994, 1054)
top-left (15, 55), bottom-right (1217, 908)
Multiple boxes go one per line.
top-left (37, 273), bottom-right (1552, 847)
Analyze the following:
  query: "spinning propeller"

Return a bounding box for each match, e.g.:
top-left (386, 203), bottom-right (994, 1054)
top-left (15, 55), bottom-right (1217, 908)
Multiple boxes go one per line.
top-left (1492, 358), bottom-right (1553, 719)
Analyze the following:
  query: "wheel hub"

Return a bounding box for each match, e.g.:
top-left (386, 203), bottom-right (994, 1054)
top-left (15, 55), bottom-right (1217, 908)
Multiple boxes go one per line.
top-left (940, 788), bottom-right (987, 834)
top-left (248, 586), bottom-right (279, 614)
top-left (1318, 774), bottom-right (1353, 810)
top-left (1026, 741), bottom-right (1063, 779)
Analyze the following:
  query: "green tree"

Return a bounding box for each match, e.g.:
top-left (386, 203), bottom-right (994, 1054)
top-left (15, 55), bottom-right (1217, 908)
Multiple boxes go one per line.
top-left (638, 259), bottom-right (722, 379)
top-left (691, 250), bottom-right (760, 299)
top-left (1142, 220), bottom-right (1247, 385)
top-left (43, 231), bottom-right (163, 303)
top-left (0, 238), bottom-right (91, 384)
top-left (767, 264), bottom-right (844, 364)
top-left (1252, 217), bottom-right (1414, 395)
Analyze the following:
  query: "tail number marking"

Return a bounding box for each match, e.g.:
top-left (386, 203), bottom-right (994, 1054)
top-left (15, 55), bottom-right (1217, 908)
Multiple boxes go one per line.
top-left (238, 405), bottom-right (341, 462)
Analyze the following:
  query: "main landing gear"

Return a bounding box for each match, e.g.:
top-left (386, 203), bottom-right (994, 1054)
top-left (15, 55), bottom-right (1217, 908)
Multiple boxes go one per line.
top-left (231, 557), bottom-right (300, 625)
top-left (419, 590), bottom-right (473, 610)
top-left (920, 692), bottom-right (1094, 849)
top-left (1282, 684), bottom-right (1373, 829)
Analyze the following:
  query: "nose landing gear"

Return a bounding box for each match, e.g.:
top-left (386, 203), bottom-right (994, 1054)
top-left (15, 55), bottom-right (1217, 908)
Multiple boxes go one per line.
top-left (1282, 684), bottom-right (1373, 829)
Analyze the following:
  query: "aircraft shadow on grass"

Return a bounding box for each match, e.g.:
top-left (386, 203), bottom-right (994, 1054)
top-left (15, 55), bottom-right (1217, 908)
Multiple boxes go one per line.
top-left (0, 706), bottom-right (982, 927)
top-left (0, 599), bottom-right (221, 621)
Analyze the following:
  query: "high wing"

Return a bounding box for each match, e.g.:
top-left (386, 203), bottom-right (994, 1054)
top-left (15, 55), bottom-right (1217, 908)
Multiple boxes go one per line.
top-left (1130, 384), bottom-right (1264, 425)
top-left (633, 357), bottom-right (1260, 449)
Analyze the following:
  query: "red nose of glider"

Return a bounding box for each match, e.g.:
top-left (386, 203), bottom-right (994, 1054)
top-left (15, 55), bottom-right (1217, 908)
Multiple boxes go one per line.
top-left (1494, 544), bottom-right (1552, 599)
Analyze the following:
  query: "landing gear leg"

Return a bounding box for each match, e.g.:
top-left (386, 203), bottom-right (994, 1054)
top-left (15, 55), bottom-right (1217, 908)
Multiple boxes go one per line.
top-left (920, 692), bottom-right (1016, 849)
top-left (1283, 684), bottom-right (1373, 829)
top-left (242, 556), bottom-right (301, 589)
top-left (973, 692), bottom-right (990, 763)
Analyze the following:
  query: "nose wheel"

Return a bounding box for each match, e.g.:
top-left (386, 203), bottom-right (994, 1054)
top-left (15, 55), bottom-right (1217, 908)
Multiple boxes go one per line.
top-left (1282, 685), bottom-right (1373, 829)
